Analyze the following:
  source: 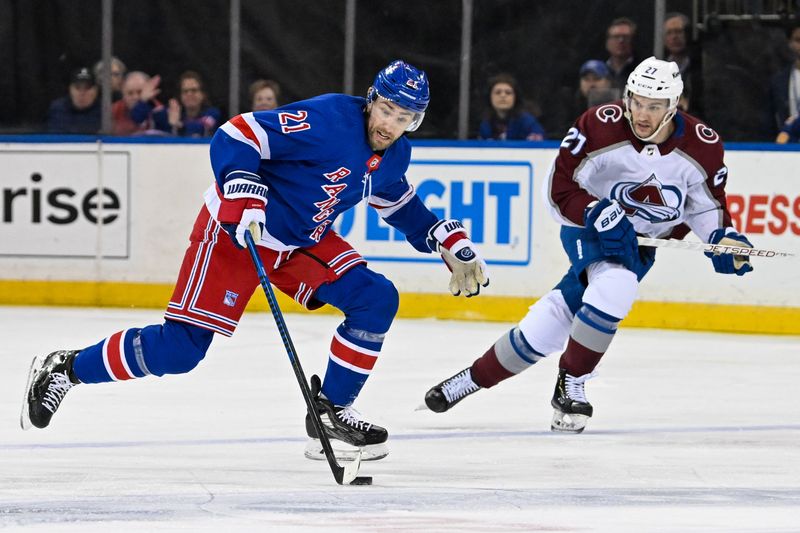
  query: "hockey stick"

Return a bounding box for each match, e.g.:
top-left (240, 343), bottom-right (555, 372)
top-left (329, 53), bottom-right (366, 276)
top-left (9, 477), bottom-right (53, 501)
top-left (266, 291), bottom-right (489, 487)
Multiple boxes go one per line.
top-left (636, 236), bottom-right (795, 258)
top-left (244, 226), bottom-right (372, 486)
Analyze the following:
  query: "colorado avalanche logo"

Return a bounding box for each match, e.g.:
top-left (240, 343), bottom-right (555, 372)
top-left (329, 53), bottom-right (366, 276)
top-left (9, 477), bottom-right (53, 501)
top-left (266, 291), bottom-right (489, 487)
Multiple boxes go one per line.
top-left (695, 123), bottom-right (720, 144)
top-left (611, 174), bottom-right (682, 223)
top-left (595, 104), bottom-right (623, 123)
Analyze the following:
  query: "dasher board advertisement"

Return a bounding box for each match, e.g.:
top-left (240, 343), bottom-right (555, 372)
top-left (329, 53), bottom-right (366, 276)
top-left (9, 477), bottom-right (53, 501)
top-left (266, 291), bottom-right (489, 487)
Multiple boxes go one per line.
top-left (0, 150), bottom-right (130, 258)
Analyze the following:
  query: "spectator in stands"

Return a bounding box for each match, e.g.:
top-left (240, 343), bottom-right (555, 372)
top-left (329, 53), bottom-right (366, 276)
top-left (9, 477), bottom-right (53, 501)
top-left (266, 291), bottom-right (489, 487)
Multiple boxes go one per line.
top-left (478, 73), bottom-right (545, 141)
top-left (249, 79), bottom-right (281, 111)
top-left (605, 17), bottom-right (638, 90)
top-left (554, 60), bottom-right (617, 137)
top-left (578, 60), bottom-right (617, 109)
top-left (46, 67), bottom-right (101, 134)
top-left (112, 71), bottom-right (164, 136)
top-left (769, 22), bottom-right (800, 140)
top-left (775, 116), bottom-right (800, 143)
top-left (664, 12), bottom-right (702, 117)
top-left (153, 70), bottom-right (221, 137)
top-left (93, 56), bottom-right (127, 102)
top-left (664, 13), bottom-right (691, 74)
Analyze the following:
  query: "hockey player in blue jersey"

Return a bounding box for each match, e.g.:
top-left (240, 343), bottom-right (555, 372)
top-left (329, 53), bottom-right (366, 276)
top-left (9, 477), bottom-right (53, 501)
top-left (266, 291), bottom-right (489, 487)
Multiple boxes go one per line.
top-left (21, 60), bottom-right (489, 461)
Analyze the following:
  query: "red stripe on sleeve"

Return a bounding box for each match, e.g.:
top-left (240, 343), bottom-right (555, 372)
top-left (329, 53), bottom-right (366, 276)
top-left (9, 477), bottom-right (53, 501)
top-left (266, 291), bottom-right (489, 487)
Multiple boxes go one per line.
top-left (229, 115), bottom-right (261, 151)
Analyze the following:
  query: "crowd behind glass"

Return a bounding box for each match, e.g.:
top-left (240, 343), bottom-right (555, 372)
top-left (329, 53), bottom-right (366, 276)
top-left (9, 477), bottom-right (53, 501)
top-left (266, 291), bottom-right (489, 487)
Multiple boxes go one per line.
top-left (38, 13), bottom-right (800, 144)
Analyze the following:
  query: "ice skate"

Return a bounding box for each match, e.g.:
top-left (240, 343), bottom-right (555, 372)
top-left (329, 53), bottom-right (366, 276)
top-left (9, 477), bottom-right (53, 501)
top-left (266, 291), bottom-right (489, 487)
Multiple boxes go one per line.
top-left (21, 350), bottom-right (80, 430)
top-left (304, 375), bottom-right (388, 462)
top-left (424, 368), bottom-right (481, 413)
top-left (550, 368), bottom-right (595, 433)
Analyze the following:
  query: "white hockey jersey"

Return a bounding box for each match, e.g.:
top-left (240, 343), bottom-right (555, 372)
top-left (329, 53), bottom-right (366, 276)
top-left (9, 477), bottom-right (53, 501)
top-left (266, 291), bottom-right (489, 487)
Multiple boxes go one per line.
top-left (545, 101), bottom-right (734, 242)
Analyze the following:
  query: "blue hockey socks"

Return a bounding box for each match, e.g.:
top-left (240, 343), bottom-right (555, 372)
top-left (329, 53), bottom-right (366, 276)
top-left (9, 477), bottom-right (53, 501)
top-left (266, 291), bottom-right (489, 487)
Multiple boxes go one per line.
top-left (72, 320), bottom-right (214, 384)
top-left (320, 324), bottom-right (385, 406)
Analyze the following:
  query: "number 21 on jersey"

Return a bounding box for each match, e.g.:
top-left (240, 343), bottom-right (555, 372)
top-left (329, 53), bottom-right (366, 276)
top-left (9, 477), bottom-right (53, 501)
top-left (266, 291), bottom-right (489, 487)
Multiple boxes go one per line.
top-left (279, 111), bottom-right (311, 134)
top-left (560, 127), bottom-right (587, 155)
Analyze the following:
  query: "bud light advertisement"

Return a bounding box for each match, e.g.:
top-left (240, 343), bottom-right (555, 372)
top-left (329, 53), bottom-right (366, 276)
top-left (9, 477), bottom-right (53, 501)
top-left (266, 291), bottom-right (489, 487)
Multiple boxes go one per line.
top-left (333, 160), bottom-right (533, 265)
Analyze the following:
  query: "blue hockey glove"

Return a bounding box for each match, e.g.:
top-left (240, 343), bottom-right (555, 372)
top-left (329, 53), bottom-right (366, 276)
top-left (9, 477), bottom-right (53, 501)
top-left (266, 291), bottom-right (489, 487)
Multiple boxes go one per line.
top-left (704, 228), bottom-right (754, 276)
top-left (583, 199), bottom-right (637, 258)
top-left (427, 219), bottom-right (489, 297)
top-left (217, 175), bottom-right (268, 249)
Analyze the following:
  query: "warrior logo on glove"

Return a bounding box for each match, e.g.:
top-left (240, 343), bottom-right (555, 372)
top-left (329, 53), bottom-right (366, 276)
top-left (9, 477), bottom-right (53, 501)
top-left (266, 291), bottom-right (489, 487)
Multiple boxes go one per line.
top-left (217, 174), bottom-right (268, 249)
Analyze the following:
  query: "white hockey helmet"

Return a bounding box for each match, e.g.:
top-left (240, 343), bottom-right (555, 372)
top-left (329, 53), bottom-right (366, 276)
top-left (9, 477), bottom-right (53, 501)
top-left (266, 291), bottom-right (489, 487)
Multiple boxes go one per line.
top-left (623, 56), bottom-right (684, 141)
top-left (625, 56), bottom-right (683, 107)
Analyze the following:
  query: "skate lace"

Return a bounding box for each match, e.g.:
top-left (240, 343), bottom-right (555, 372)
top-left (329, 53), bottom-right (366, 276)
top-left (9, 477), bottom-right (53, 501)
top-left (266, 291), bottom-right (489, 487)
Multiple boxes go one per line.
top-left (42, 372), bottom-right (74, 414)
top-left (337, 406), bottom-right (373, 432)
top-left (564, 371), bottom-right (596, 403)
top-left (442, 369), bottom-right (479, 403)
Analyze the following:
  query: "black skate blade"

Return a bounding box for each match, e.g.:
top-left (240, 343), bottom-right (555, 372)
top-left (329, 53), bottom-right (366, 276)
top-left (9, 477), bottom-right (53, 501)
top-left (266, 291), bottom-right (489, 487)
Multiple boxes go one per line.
top-left (350, 476), bottom-right (372, 485)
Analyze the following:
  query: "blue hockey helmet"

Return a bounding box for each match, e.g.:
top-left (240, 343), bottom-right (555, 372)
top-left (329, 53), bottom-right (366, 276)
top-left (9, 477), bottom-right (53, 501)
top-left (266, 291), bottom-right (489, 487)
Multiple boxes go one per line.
top-left (367, 59), bottom-right (430, 131)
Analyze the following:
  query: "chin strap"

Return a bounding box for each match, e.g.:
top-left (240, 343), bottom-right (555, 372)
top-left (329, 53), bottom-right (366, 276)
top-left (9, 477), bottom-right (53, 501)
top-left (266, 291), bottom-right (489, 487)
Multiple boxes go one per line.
top-left (623, 96), bottom-right (677, 142)
top-left (624, 108), bottom-right (676, 142)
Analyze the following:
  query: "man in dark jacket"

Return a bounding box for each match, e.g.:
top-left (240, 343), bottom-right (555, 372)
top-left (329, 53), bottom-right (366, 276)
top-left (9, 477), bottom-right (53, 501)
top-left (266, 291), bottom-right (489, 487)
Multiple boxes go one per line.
top-left (47, 67), bottom-right (101, 134)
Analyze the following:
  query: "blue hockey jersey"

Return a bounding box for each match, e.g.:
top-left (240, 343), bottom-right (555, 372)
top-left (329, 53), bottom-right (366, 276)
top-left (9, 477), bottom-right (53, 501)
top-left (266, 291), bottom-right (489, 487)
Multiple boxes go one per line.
top-left (205, 93), bottom-right (438, 252)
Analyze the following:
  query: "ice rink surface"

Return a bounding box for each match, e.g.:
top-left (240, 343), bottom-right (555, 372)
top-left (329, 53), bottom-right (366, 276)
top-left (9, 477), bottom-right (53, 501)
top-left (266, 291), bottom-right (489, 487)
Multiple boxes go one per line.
top-left (1, 306), bottom-right (799, 532)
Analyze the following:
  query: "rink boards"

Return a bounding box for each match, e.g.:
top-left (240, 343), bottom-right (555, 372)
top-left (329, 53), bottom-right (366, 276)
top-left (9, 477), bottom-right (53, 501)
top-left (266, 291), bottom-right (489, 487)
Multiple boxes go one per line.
top-left (0, 137), bottom-right (797, 334)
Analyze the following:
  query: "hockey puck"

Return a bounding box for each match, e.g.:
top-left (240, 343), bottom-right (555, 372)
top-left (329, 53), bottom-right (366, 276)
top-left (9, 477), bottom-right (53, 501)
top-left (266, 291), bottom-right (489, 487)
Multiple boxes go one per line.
top-left (350, 476), bottom-right (373, 485)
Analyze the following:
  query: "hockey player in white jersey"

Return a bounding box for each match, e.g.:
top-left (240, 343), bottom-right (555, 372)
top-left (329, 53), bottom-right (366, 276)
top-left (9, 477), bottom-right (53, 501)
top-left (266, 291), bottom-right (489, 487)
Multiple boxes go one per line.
top-left (424, 57), bottom-right (754, 433)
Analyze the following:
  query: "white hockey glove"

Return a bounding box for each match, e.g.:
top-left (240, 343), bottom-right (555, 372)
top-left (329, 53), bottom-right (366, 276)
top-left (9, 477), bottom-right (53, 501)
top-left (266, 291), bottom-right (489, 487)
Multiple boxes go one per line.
top-left (427, 219), bottom-right (489, 297)
top-left (217, 175), bottom-right (268, 249)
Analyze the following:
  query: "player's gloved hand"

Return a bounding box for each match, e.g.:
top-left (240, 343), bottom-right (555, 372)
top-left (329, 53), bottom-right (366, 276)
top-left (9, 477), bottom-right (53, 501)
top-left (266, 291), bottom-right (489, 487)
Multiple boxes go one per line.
top-left (427, 219), bottom-right (489, 297)
top-left (217, 176), bottom-right (268, 249)
top-left (583, 199), bottom-right (637, 258)
top-left (704, 228), bottom-right (754, 276)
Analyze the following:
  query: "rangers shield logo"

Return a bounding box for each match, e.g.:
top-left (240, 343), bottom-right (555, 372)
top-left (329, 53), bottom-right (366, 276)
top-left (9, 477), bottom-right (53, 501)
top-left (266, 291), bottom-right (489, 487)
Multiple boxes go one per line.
top-left (223, 290), bottom-right (238, 307)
